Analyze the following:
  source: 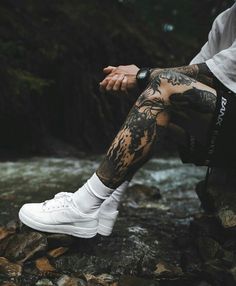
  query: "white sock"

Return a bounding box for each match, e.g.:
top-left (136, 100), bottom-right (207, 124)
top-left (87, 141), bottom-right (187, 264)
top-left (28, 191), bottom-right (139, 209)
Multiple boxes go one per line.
top-left (100, 180), bottom-right (129, 213)
top-left (73, 173), bottom-right (114, 213)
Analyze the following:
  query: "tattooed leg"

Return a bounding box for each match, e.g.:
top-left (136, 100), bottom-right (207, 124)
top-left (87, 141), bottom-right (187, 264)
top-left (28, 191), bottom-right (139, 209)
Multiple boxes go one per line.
top-left (97, 70), bottom-right (217, 188)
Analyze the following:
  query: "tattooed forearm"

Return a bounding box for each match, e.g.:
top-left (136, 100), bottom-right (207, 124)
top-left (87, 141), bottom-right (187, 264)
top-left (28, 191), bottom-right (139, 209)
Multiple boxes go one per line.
top-left (150, 63), bottom-right (215, 88)
top-left (150, 65), bottom-right (198, 80)
top-left (148, 70), bottom-right (197, 95)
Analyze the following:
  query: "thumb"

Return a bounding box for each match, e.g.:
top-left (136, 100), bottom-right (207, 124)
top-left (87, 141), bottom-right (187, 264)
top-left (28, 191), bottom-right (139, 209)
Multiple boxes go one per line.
top-left (103, 66), bottom-right (116, 74)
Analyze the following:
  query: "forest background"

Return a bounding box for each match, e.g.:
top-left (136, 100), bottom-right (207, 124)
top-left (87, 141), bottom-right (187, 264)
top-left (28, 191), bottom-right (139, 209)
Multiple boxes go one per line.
top-left (0, 0), bottom-right (234, 158)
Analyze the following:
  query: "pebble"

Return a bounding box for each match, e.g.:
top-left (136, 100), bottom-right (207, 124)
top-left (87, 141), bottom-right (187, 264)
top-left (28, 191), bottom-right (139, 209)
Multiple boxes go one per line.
top-left (0, 256), bottom-right (22, 277)
top-left (57, 275), bottom-right (86, 286)
top-left (35, 257), bottom-right (56, 272)
top-left (36, 279), bottom-right (54, 286)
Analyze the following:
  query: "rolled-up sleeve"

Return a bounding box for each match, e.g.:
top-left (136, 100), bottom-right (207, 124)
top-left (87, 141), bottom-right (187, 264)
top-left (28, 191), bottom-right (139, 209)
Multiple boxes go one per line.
top-left (190, 9), bottom-right (228, 65)
top-left (190, 5), bottom-right (236, 93)
top-left (206, 41), bottom-right (236, 93)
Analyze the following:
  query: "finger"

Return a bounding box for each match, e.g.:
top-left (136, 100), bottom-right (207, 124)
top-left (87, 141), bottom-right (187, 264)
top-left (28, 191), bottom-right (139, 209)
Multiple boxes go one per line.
top-left (121, 76), bottom-right (128, 90)
top-left (103, 66), bottom-right (116, 74)
top-left (113, 75), bottom-right (125, 91)
top-left (99, 76), bottom-right (113, 89)
top-left (106, 75), bottom-right (119, 91)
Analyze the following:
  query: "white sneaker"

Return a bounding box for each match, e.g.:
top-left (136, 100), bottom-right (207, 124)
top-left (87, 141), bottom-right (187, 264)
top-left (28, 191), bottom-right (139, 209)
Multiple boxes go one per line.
top-left (19, 192), bottom-right (98, 238)
top-left (97, 208), bottom-right (119, 236)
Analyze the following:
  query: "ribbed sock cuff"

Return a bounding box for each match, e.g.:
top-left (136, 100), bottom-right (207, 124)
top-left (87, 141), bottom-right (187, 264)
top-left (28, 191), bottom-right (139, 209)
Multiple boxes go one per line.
top-left (87, 173), bottom-right (114, 200)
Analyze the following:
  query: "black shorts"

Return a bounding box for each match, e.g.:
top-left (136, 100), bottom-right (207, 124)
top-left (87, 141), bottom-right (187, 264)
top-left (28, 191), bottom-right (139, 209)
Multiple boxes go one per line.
top-left (179, 86), bottom-right (236, 167)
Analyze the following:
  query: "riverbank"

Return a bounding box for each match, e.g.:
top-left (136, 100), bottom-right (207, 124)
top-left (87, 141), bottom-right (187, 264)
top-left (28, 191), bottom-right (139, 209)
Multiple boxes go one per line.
top-left (0, 157), bottom-right (209, 285)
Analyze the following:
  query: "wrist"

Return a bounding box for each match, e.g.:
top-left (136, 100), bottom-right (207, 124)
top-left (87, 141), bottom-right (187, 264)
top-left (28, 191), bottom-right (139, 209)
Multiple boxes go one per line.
top-left (136, 68), bottom-right (151, 91)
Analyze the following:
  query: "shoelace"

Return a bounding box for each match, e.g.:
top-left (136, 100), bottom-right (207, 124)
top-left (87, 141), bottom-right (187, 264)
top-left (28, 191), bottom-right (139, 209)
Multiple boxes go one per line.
top-left (43, 192), bottom-right (74, 211)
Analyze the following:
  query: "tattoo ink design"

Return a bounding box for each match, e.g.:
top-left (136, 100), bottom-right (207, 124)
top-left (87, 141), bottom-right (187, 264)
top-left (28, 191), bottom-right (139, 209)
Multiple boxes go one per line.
top-left (149, 70), bottom-right (197, 95)
top-left (170, 87), bottom-right (217, 113)
top-left (97, 68), bottom-right (215, 188)
top-left (150, 63), bottom-right (215, 88)
top-left (159, 71), bottom-right (197, 86)
top-left (97, 92), bottom-right (169, 188)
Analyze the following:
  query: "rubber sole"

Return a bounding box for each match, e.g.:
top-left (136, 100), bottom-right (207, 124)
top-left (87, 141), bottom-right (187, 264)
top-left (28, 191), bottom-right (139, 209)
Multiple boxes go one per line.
top-left (19, 209), bottom-right (97, 238)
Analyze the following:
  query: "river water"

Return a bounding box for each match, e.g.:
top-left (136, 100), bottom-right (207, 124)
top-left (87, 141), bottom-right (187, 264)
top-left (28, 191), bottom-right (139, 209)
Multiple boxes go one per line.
top-left (0, 156), bottom-right (206, 225)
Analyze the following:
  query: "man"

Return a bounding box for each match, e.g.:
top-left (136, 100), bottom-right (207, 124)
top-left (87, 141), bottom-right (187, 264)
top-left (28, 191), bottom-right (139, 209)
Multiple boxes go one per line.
top-left (19, 3), bottom-right (236, 238)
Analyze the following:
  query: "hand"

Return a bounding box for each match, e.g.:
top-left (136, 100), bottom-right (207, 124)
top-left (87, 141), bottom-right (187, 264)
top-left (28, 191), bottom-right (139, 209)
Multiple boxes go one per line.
top-left (99, 64), bottom-right (140, 95)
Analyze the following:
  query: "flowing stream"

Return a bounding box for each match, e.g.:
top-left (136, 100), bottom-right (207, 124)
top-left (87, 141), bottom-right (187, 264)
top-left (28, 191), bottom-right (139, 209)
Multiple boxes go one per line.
top-left (0, 156), bottom-right (206, 225)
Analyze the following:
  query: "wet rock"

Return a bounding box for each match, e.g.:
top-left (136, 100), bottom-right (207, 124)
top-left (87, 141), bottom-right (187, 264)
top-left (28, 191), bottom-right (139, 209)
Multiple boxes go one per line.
top-left (47, 234), bottom-right (76, 248)
top-left (189, 215), bottom-right (224, 242)
top-left (0, 226), bottom-right (14, 241)
top-left (202, 260), bottom-right (236, 286)
top-left (85, 273), bottom-right (115, 286)
top-left (0, 220), bottom-right (19, 242)
top-left (35, 257), bottom-right (55, 272)
top-left (196, 169), bottom-right (236, 229)
top-left (47, 247), bottom-right (68, 258)
top-left (125, 184), bottom-right (161, 203)
top-left (197, 237), bottom-right (222, 262)
top-left (0, 236), bottom-right (14, 257)
top-left (0, 257), bottom-right (22, 277)
top-left (197, 282), bottom-right (213, 286)
top-left (154, 261), bottom-right (183, 278)
top-left (35, 279), bottom-right (54, 286)
top-left (218, 208), bottom-right (236, 229)
top-left (6, 220), bottom-right (21, 233)
top-left (3, 232), bottom-right (47, 262)
top-left (119, 276), bottom-right (160, 286)
top-left (0, 282), bottom-right (18, 286)
top-left (57, 275), bottom-right (86, 286)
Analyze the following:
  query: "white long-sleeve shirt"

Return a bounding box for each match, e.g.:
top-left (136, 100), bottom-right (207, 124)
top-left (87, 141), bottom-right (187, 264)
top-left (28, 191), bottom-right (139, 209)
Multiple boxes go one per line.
top-left (190, 3), bottom-right (236, 93)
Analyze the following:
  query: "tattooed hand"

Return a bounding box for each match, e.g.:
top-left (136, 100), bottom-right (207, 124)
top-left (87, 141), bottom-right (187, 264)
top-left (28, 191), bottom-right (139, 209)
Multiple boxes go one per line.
top-left (99, 64), bottom-right (140, 95)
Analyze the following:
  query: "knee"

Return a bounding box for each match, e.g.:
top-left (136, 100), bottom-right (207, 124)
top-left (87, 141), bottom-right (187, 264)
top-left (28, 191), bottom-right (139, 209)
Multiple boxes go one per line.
top-left (137, 70), bottom-right (175, 104)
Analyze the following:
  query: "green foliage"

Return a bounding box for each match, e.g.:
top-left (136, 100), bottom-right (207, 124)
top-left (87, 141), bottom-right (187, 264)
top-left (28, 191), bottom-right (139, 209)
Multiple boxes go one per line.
top-left (8, 69), bottom-right (51, 96)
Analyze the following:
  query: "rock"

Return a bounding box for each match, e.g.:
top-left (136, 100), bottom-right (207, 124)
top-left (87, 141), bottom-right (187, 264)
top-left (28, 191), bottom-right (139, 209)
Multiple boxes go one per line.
top-left (0, 226), bottom-right (15, 241)
top-left (197, 237), bottom-right (222, 262)
top-left (6, 220), bottom-right (21, 233)
top-left (0, 257), bottom-right (22, 277)
top-left (196, 169), bottom-right (236, 229)
top-left (119, 276), bottom-right (160, 286)
top-left (0, 282), bottom-right (18, 286)
top-left (84, 274), bottom-right (109, 286)
top-left (57, 275), bottom-right (86, 286)
top-left (35, 279), bottom-right (54, 286)
top-left (218, 208), bottom-right (236, 229)
top-left (3, 232), bottom-right (47, 262)
top-left (35, 257), bottom-right (55, 272)
top-left (0, 220), bottom-right (19, 242)
top-left (189, 215), bottom-right (223, 242)
top-left (202, 260), bottom-right (236, 286)
top-left (84, 273), bottom-right (116, 286)
top-left (0, 236), bottom-right (14, 257)
top-left (125, 184), bottom-right (161, 203)
top-left (154, 261), bottom-right (183, 278)
top-left (197, 282), bottom-right (213, 286)
top-left (46, 234), bottom-right (76, 248)
top-left (47, 247), bottom-right (68, 258)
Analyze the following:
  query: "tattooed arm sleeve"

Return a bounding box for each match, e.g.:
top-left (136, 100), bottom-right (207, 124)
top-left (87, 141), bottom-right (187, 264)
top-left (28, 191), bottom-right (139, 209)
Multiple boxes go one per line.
top-left (150, 63), bottom-right (215, 88)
